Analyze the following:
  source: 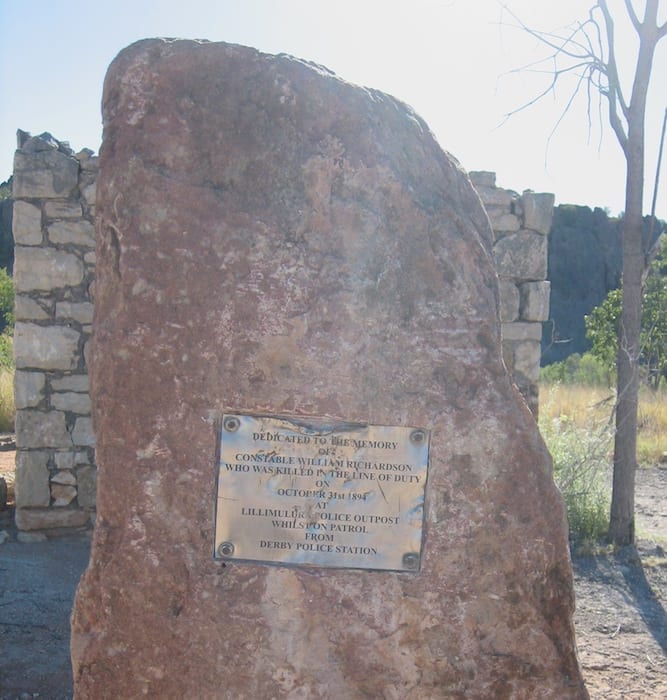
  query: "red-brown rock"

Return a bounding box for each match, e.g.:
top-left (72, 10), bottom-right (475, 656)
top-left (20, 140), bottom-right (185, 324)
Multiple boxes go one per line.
top-left (71, 39), bottom-right (587, 698)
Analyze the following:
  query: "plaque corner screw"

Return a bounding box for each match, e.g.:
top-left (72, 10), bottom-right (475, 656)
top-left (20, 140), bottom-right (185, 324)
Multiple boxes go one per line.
top-left (218, 541), bottom-right (235, 557)
top-left (402, 552), bottom-right (419, 570)
top-left (410, 429), bottom-right (426, 446)
top-left (223, 416), bottom-right (240, 432)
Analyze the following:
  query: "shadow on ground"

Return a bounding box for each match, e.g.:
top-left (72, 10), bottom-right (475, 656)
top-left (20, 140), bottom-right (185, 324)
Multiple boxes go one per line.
top-left (572, 543), bottom-right (667, 654)
top-left (0, 528), bottom-right (90, 700)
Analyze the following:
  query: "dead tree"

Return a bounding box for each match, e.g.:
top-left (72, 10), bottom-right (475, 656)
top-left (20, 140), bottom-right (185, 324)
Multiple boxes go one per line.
top-left (503, 1), bottom-right (667, 545)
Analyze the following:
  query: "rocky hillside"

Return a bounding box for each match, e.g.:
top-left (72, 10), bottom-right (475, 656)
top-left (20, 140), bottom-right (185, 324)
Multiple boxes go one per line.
top-left (542, 205), bottom-right (663, 366)
top-left (542, 205), bottom-right (623, 365)
top-left (0, 178), bottom-right (13, 272)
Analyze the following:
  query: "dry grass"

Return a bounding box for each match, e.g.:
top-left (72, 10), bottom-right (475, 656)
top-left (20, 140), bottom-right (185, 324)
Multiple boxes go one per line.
top-left (540, 382), bottom-right (667, 466)
top-left (0, 367), bottom-right (14, 433)
top-left (637, 391), bottom-right (667, 465)
top-left (538, 384), bottom-right (613, 541)
top-left (540, 384), bottom-right (615, 425)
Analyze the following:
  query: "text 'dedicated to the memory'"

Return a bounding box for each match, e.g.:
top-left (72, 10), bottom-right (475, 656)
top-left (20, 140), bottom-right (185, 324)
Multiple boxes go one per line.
top-left (214, 413), bottom-right (430, 572)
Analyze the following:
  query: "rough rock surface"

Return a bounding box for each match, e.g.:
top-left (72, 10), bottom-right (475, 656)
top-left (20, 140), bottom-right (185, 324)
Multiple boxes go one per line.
top-left (71, 39), bottom-right (586, 698)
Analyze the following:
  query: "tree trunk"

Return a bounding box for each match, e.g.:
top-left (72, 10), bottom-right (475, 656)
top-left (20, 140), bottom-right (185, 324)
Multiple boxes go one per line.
top-left (608, 0), bottom-right (662, 545)
top-left (509, 0), bottom-right (665, 545)
top-left (609, 167), bottom-right (642, 545)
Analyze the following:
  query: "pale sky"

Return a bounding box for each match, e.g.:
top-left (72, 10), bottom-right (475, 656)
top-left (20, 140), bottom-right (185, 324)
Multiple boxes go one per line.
top-left (1, 0), bottom-right (665, 217)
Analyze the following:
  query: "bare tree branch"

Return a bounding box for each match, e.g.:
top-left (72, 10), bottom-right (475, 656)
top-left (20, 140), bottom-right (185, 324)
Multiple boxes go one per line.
top-left (545, 67), bottom-right (595, 151)
top-left (500, 4), bottom-right (598, 63)
top-left (621, 0), bottom-right (642, 33)
top-left (499, 58), bottom-right (594, 121)
top-left (500, 0), bottom-right (667, 547)
top-left (644, 107), bottom-right (667, 275)
top-left (497, 1), bottom-right (636, 154)
top-left (597, 1), bottom-right (630, 152)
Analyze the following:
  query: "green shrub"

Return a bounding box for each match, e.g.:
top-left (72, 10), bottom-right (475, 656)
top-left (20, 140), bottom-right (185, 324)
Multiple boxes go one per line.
top-left (539, 390), bottom-right (612, 543)
top-left (540, 352), bottom-right (612, 386)
top-left (0, 332), bottom-right (12, 369)
top-left (0, 268), bottom-right (13, 333)
top-left (585, 236), bottom-right (667, 390)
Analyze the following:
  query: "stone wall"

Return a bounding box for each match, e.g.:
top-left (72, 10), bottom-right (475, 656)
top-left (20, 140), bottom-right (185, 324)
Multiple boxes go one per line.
top-left (10, 140), bottom-right (551, 532)
top-left (470, 171), bottom-right (553, 415)
top-left (12, 132), bottom-right (97, 532)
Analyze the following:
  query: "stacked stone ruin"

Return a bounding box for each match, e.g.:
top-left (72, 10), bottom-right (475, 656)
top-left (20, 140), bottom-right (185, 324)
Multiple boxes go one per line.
top-left (470, 171), bottom-right (554, 415)
top-left (10, 137), bottom-right (552, 533)
top-left (12, 132), bottom-right (97, 532)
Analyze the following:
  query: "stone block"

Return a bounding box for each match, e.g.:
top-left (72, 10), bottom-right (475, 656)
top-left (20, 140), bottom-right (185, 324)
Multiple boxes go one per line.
top-left (51, 483), bottom-right (77, 506)
top-left (12, 201), bottom-right (42, 245)
top-left (478, 188), bottom-right (516, 216)
top-left (82, 182), bottom-right (97, 206)
top-left (15, 450), bottom-right (50, 507)
top-left (14, 247), bottom-right (85, 292)
top-left (75, 451), bottom-right (92, 465)
top-left (48, 219), bottom-right (95, 247)
top-left (13, 148), bottom-right (79, 199)
top-left (498, 280), bottom-right (520, 322)
top-left (15, 409), bottom-right (72, 448)
top-left (15, 507), bottom-right (89, 531)
top-left (520, 281), bottom-right (551, 322)
top-left (475, 187), bottom-right (515, 208)
top-left (78, 154), bottom-right (99, 173)
top-left (14, 370), bottom-right (46, 408)
top-left (55, 301), bottom-right (94, 324)
top-left (488, 211), bottom-right (521, 234)
top-left (469, 170), bottom-right (496, 188)
top-left (55, 452), bottom-right (76, 469)
top-left (14, 323), bottom-right (80, 370)
top-left (14, 295), bottom-right (52, 321)
top-left (512, 339), bottom-right (543, 382)
top-left (51, 374), bottom-right (90, 392)
top-left (21, 132), bottom-right (67, 153)
top-left (72, 417), bottom-right (95, 447)
top-left (501, 339), bottom-right (513, 373)
top-left (44, 201), bottom-right (83, 219)
top-left (76, 148), bottom-right (96, 164)
top-left (501, 321), bottom-right (544, 342)
top-left (52, 469), bottom-right (76, 484)
top-left (16, 531), bottom-right (48, 543)
top-left (52, 391), bottom-right (92, 414)
top-left (83, 339), bottom-right (92, 367)
top-left (522, 192), bottom-right (555, 235)
top-left (493, 230), bottom-right (548, 281)
top-left (76, 466), bottom-right (97, 509)
top-left (71, 39), bottom-right (584, 699)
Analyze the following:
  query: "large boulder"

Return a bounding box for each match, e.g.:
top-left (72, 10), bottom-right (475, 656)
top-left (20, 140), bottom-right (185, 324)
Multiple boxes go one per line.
top-left (71, 39), bottom-right (586, 698)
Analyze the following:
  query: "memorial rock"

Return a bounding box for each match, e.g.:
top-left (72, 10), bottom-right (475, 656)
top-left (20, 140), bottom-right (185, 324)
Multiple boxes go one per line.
top-left (71, 39), bottom-right (586, 698)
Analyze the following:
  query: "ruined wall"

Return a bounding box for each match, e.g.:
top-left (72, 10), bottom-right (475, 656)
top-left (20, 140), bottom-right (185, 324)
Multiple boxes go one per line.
top-left (470, 171), bottom-right (553, 415)
top-left (10, 140), bottom-right (551, 532)
top-left (12, 132), bottom-right (97, 532)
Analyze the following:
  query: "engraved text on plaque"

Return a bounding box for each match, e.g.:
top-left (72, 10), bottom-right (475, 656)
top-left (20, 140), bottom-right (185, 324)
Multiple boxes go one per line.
top-left (214, 413), bottom-right (429, 572)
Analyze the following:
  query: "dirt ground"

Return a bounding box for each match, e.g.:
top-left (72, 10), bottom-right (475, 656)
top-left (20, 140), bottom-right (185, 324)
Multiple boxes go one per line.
top-left (572, 465), bottom-right (667, 699)
top-left (1, 448), bottom-right (665, 699)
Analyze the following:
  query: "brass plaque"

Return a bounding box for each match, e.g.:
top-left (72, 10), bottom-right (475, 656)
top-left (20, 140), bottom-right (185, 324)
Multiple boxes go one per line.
top-left (214, 413), bottom-right (429, 572)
